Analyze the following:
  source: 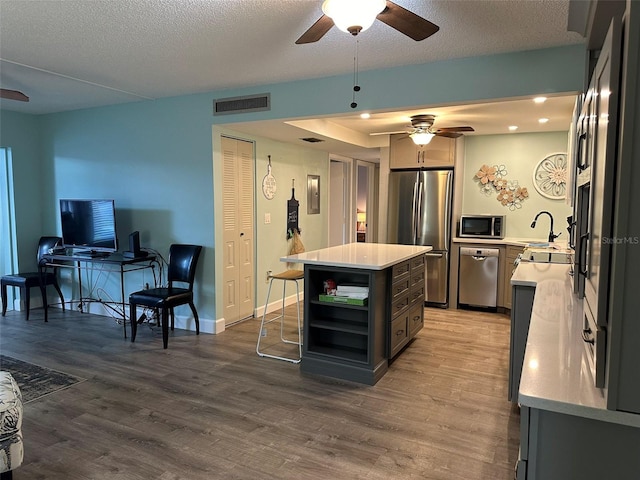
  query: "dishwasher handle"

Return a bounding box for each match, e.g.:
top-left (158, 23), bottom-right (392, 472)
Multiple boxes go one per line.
top-left (471, 255), bottom-right (487, 261)
top-left (460, 247), bottom-right (500, 258)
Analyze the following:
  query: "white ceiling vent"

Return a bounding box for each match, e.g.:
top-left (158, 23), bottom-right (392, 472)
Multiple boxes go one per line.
top-left (213, 93), bottom-right (270, 115)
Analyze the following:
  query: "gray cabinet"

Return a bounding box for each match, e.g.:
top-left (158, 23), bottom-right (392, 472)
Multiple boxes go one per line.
top-left (302, 265), bottom-right (388, 385)
top-left (302, 255), bottom-right (425, 385)
top-left (388, 256), bottom-right (425, 358)
top-left (518, 405), bottom-right (640, 479)
top-left (508, 285), bottom-right (535, 402)
top-left (503, 245), bottom-right (525, 309)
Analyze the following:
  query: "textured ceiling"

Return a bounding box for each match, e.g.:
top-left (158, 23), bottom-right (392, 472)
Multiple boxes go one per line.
top-left (0, 0), bottom-right (585, 160)
top-left (0, 0), bottom-right (584, 115)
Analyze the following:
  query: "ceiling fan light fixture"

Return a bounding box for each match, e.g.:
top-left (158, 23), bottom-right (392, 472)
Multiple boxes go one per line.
top-left (322, 0), bottom-right (387, 35)
top-left (410, 130), bottom-right (435, 146)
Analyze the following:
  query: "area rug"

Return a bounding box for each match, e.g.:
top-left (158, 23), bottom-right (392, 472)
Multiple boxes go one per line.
top-left (0, 354), bottom-right (85, 403)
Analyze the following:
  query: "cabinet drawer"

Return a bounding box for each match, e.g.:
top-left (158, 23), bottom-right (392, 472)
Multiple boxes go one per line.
top-left (389, 315), bottom-right (408, 357)
top-left (410, 282), bottom-right (425, 305)
top-left (391, 293), bottom-right (410, 319)
top-left (391, 261), bottom-right (410, 282)
top-left (391, 277), bottom-right (410, 300)
top-left (410, 268), bottom-right (425, 288)
top-left (408, 303), bottom-right (424, 337)
top-left (410, 254), bottom-right (425, 271)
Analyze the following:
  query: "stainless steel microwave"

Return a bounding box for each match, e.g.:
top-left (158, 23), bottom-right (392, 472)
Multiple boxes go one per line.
top-left (459, 215), bottom-right (505, 239)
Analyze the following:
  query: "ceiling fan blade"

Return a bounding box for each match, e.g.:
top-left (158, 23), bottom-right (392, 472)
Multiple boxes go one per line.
top-left (296, 15), bottom-right (335, 44)
top-left (377, 1), bottom-right (439, 41)
top-left (435, 131), bottom-right (464, 138)
top-left (435, 126), bottom-right (475, 133)
top-left (0, 88), bottom-right (29, 102)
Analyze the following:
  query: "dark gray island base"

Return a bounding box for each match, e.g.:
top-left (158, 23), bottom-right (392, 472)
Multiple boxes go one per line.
top-left (284, 244), bottom-right (429, 385)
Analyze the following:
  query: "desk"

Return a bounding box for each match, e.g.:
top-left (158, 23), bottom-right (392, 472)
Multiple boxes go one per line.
top-left (41, 252), bottom-right (157, 337)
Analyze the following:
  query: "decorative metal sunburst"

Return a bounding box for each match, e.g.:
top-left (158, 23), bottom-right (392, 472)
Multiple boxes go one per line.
top-left (533, 153), bottom-right (567, 199)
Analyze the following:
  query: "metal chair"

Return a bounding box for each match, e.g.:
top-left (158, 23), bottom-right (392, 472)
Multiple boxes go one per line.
top-left (256, 269), bottom-right (304, 363)
top-left (129, 244), bottom-right (202, 349)
top-left (1, 236), bottom-right (65, 322)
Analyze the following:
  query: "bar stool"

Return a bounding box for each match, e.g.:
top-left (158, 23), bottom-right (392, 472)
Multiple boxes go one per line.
top-left (256, 269), bottom-right (304, 363)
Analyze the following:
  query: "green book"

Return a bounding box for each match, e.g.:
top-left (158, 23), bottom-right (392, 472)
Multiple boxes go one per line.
top-left (319, 294), bottom-right (368, 306)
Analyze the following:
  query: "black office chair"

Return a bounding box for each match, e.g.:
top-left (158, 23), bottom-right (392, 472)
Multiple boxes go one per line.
top-left (129, 244), bottom-right (202, 349)
top-left (1, 236), bottom-right (65, 321)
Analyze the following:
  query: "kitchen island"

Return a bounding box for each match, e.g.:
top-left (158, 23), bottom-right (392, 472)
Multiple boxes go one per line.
top-left (283, 243), bottom-right (431, 385)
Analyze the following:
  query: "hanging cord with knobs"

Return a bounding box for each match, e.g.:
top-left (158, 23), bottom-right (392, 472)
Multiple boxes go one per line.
top-left (351, 38), bottom-right (360, 108)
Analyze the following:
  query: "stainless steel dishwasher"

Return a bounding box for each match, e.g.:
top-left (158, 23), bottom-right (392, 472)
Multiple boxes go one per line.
top-left (458, 247), bottom-right (500, 308)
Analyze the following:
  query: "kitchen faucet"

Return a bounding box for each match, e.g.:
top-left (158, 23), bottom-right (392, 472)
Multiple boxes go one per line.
top-left (530, 211), bottom-right (561, 243)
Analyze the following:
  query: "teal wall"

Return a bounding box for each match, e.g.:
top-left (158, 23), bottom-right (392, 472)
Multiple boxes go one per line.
top-left (0, 44), bottom-right (586, 328)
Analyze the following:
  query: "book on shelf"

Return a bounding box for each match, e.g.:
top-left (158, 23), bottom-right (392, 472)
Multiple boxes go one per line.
top-left (319, 294), bottom-right (368, 306)
top-left (336, 284), bottom-right (369, 294)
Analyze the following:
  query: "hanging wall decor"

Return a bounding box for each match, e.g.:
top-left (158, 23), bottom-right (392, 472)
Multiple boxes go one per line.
top-left (262, 155), bottom-right (277, 200)
top-left (287, 179), bottom-right (300, 239)
top-left (532, 152), bottom-right (568, 199)
top-left (474, 163), bottom-right (529, 211)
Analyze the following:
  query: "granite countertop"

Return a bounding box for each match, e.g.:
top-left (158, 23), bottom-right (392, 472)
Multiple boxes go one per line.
top-left (513, 263), bottom-right (640, 427)
top-left (281, 243), bottom-right (432, 270)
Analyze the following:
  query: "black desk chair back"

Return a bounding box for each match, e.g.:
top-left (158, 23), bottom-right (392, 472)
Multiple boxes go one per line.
top-left (1, 236), bottom-right (65, 321)
top-left (129, 244), bottom-right (202, 349)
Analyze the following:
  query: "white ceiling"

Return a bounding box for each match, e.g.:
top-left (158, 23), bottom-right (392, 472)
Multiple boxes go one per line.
top-left (0, 0), bottom-right (585, 159)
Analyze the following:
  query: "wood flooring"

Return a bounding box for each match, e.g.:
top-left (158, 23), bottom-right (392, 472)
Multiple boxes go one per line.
top-left (0, 305), bottom-right (519, 480)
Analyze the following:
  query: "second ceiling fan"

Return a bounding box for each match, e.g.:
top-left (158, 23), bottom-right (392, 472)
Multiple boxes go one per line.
top-left (296, 0), bottom-right (440, 44)
top-left (373, 114), bottom-right (475, 145)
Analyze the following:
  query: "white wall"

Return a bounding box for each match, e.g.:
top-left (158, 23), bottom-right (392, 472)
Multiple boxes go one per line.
top-left (461, 131), bottom-right (572, 240)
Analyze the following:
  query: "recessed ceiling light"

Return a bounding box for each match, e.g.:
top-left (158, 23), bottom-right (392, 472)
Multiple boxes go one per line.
top-left (508, 125), bottom-right (518, 131)
top-left (360, 113), bottom-right (371, 119)
top-left (538, 118), bottom-right (549, 124)
top-left (534, 97), bottom-right (547, 104)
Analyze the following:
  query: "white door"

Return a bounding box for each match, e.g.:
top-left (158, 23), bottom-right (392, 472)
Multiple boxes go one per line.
top-left (221, 136), bottom-right (255, 325)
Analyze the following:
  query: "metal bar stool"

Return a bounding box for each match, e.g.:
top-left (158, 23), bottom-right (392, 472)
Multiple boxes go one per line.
top-left (256, 269), bottom-right (304, 363)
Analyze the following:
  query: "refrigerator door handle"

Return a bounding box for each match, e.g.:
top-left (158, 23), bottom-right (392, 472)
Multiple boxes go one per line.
top-left (424, 252), bottom-right (444, 258)
top-left (411, 176), bottom-right (419, 243)
top-left (416, 173), bottom-right (424, 242)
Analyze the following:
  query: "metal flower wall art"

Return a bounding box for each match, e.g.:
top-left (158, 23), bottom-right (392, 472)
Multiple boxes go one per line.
top-left (474, 164), bottom-right (529, 211)
top-left (532, 153), bottom-right (567, 199)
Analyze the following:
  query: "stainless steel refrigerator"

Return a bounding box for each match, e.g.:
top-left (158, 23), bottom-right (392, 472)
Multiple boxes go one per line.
top-left (387, 170), bottom-right (453, 307)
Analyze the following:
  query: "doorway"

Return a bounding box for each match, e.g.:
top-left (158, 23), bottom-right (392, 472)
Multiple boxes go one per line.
top-left (355, 160), bottom-right (378, 243)
top-left (328, 158), bottom-right (352, 246)
top-left (0, 147), bottom-right (16, 311)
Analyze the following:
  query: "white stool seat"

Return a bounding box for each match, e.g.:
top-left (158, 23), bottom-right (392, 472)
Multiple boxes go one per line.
top-left (256, 270), bottom-right (304, 363)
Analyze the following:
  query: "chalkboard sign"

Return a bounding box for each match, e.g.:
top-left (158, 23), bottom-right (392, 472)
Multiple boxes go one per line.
top-left (287, 184), bottom-right (299, 239)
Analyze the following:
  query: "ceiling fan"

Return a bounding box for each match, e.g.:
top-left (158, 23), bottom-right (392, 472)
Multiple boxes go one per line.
top-left (374, 114), bottom-right (475, 145)
top-left (296, 0), bottom-right (440, 44)
top-left (0, 88), bottom-right (29, 102)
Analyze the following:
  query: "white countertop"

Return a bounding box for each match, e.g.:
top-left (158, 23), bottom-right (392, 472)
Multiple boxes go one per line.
top-left (281, 243), bottom-right (432, 270)
top-left (511, 261), bottom-right (573, 287)
top-left (453, 236), bottom-right (568, 248)
top-left (514, 263), bottom-right (640, 427)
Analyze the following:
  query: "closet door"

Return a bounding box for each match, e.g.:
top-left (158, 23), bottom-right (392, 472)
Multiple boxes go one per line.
top-left (221, 136), bottom-right (255, 325)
